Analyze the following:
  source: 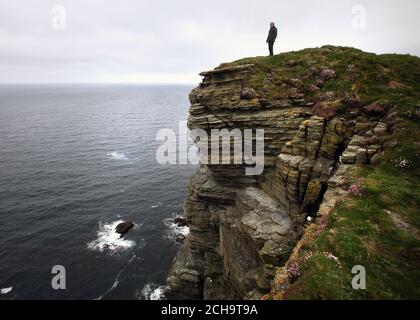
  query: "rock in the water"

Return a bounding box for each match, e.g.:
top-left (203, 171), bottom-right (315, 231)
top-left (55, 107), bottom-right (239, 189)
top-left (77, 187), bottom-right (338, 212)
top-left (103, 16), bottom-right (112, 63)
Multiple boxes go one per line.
top-left (173, 217), bottom-right (188, 227)
top-left (115, 221), bottom-right (134, 237)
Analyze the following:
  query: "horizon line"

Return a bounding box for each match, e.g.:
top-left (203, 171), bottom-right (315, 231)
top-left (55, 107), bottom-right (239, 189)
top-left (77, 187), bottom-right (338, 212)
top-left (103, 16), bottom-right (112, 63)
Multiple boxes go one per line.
top-left (0, 82), bottom-right (198, 86)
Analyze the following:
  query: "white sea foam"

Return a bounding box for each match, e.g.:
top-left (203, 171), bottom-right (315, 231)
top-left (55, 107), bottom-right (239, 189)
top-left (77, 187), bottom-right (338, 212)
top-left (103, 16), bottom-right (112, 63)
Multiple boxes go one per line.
top-left (151, 202), bottom-right (162, 208)
top-left (163, 215), bottom-right (190, 242)
top-left (87, 220), bottom-right (135, 253)
top-left (137, 283), bottom-right (166, 300)
top-left (1, 287), bottom-right (13, 295)
top-left (107, 152), bottom-right (128, 161)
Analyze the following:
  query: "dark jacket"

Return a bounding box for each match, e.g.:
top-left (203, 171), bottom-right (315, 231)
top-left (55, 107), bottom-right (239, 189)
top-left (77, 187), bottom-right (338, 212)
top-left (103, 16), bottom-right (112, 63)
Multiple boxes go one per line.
top-left (267, 26), bottom-right (278, 43)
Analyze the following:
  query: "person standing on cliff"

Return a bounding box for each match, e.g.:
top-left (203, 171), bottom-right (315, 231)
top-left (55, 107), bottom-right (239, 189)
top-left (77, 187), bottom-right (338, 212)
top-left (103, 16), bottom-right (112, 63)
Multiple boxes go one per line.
top-left (266, 22), bottom-right (278, 56)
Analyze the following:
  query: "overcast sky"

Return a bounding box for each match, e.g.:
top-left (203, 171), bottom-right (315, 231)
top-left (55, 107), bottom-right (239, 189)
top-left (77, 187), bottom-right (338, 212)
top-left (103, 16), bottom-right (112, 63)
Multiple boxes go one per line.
top-left (0, 0), bottom-right (419, 84)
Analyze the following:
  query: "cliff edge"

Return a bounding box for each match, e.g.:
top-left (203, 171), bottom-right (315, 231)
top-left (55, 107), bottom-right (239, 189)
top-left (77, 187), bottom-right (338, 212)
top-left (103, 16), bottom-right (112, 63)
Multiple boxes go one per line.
top-left (166, 46), bottom-right (420, 299)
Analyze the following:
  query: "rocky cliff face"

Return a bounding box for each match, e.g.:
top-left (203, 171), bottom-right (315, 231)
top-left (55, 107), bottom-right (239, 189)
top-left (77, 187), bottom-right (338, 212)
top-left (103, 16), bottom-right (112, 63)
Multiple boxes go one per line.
top-left (165, 47), bottom-right (398, 299)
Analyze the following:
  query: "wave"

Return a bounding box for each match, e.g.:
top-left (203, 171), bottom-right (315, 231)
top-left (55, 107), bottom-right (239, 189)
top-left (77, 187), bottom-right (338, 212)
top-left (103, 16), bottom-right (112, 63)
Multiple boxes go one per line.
top-left (0, 287), bottom-right (13, 295)
top-left (136, 283), bottom-right (166, 300)
top-left (87, 220), bottom-right (135, 253)
top-left (163, 214), bottom-right (190, 243)
top-left (151, 202), bottom-right (162, 208)
top-left (107, 152), bottom-right (128, 161)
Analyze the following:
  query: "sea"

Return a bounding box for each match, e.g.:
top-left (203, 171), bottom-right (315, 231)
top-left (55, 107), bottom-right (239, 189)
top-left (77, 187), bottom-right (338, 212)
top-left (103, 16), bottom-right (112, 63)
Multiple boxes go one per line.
top-left (0, 84), bottom-right (197, 300)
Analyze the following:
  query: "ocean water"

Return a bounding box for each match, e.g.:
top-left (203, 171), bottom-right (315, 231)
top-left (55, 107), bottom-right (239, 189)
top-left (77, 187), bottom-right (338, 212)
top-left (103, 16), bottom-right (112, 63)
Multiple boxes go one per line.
top-left (0, 84), bottom-right (196, 299)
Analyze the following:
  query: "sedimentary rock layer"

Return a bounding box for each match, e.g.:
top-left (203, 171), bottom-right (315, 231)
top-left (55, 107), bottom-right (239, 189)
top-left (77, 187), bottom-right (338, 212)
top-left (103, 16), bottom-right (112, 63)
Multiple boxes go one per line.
top-left (165, 62), bottom-right (392, 299)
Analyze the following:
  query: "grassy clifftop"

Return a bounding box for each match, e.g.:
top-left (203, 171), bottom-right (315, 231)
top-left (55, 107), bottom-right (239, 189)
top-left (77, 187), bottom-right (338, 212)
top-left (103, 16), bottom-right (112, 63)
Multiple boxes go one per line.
top-left (228, 46), bottom-right (420, 299)
top-left (229, 46), bottom-right (420, 109)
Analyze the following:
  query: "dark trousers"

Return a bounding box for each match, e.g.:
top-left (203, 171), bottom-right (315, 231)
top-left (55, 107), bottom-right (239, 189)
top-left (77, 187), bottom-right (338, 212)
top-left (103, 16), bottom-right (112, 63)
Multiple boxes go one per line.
top-left (268, 41), bottom-right (274, 56)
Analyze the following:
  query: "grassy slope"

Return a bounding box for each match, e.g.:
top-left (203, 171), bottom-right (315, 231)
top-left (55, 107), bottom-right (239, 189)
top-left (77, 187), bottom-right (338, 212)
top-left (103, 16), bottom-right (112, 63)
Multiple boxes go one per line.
top-left (229, 45), bottom-right (420, 108)
top-left (286, 128), bottom-right (420, 299)
top-left (230, 46), bottom-right (420, 299)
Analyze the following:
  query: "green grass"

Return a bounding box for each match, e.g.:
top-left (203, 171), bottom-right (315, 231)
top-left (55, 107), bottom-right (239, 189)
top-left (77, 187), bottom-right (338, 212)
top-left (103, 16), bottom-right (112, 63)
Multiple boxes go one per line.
top-left (226, 46), bottom-right (420, 108)
top-left (284, 117), bottom-right (420, 300)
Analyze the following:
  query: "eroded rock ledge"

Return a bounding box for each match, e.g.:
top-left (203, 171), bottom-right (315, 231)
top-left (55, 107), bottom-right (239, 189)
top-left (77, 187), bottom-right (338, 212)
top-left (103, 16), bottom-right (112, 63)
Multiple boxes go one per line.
top-left (165, 57), bottom-right (395, 299)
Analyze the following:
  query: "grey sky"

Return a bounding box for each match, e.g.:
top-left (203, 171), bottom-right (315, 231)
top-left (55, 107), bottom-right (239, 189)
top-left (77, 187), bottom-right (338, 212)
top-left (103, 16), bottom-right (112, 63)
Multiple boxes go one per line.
top-left (0, 0), bottom-right (419, 84)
